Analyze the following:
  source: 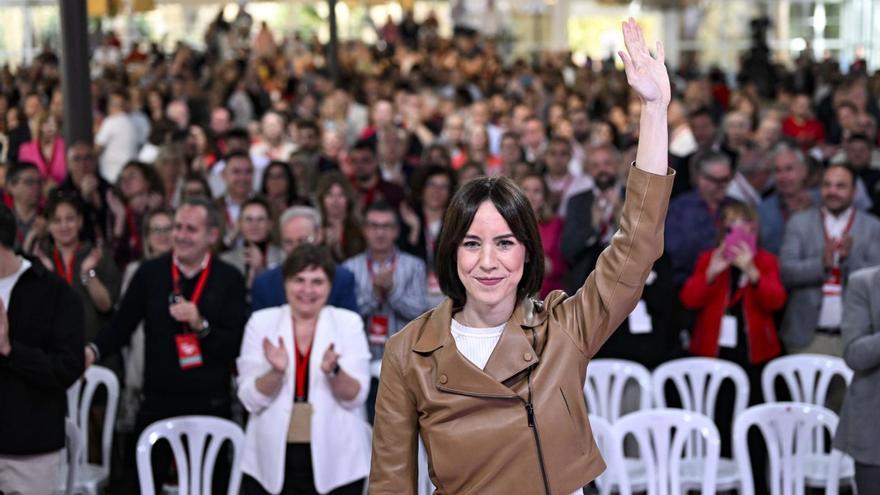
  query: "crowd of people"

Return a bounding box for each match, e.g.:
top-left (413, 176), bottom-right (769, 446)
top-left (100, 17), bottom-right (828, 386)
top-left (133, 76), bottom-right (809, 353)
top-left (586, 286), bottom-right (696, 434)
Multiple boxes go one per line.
top-left (1, 3), bottom-right (880, 494)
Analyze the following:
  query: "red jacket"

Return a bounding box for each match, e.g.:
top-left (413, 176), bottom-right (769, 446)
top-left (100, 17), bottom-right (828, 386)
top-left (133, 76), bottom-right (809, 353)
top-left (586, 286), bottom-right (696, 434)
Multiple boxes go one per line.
top-left (680, 249), bottom-right (787, 364)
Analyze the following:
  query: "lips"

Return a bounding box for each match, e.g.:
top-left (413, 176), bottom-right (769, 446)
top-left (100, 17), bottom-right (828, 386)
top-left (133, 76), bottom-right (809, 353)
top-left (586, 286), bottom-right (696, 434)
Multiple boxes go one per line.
top-left (475, 277), bottom-right (504, 287)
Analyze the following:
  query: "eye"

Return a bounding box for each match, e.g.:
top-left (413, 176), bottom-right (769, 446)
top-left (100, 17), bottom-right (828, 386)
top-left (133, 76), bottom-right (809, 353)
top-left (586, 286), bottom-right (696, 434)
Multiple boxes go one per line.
top-left (497, 239), bottom-right (516, 249)
top-left (462, 240), bottom-right (480, 249)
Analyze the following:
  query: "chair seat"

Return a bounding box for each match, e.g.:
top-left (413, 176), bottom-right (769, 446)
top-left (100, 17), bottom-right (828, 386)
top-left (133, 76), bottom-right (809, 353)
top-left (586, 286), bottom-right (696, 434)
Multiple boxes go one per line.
top-left (680, 458), bottom-right (740, 491)
top-left (804, 453), bottom-right (855, 486)
top-left (56, 463), bottom-right (109, 495)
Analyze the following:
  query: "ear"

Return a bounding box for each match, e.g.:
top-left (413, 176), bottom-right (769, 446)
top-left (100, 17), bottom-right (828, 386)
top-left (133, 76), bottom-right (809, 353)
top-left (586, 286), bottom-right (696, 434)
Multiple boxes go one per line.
top-left (207, 226), bottom-right (221, 245)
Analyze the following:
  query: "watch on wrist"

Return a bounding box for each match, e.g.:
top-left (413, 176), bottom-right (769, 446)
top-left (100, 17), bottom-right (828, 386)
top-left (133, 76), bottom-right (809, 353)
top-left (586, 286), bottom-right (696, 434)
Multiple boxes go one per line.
top-left (329, 363), bottom-right (341, 377)
top-left (196, 319), bottom-right (211, 338)
top-left (80, 269), bottom-right (97, 285)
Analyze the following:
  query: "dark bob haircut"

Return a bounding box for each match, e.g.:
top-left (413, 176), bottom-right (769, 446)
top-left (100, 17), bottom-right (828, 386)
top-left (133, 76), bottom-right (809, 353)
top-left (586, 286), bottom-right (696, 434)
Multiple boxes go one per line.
top-left (282, 243), bottom-right (336, 285)
top-left (435, 176), bottom-right (544, 309)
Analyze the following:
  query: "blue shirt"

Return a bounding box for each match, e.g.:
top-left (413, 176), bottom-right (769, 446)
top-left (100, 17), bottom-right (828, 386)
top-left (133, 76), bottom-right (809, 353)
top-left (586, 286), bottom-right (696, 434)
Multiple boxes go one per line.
top-left (665, 191), bottom-right (731, 286)
top-left (250, 265), bottom-right (359, 314)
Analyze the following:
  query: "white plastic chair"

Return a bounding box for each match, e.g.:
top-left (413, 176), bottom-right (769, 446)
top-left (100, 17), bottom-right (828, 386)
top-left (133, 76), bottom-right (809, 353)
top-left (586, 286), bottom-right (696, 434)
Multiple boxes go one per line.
top-left (57, 419), bottom-right (81, 495)
top-left (762, 355), bottom-right (855, 491)
top-left (136, 415), bottom-right (245, 495)
top-left (733, 402), bottom-right (854, 495)
top-left (58, 365), bottom-right (120, 495)
top-left (761, 354), bottom-right (853, 407)
top-left (589, 414), bottom-right (644, 495)
top-left (612, 408), bottom-right (721, 495)
top-left (652, 357), bottom-right (748, 491)
top-left (584, 359), bottom-right (653, 422)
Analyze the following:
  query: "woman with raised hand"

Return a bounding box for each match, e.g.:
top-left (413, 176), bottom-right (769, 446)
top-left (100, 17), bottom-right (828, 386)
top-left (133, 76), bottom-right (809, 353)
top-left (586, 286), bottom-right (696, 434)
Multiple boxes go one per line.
top-left (369, 18), bottom-right (674, 494)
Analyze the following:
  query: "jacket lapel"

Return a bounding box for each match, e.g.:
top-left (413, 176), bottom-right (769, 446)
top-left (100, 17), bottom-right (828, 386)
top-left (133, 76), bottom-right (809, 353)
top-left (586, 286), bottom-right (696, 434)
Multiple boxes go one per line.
top-left (411, 298), bottom-right (543, 398)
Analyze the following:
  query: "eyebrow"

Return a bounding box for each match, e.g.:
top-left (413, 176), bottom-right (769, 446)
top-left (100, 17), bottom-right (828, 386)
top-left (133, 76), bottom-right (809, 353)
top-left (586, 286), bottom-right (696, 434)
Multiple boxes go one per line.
top-left (463, 233), bottom-right (516, 241)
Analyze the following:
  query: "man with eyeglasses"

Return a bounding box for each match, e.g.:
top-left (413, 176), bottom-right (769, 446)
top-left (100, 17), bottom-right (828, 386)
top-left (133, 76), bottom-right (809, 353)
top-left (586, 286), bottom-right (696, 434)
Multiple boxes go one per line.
top-left (4, 162), bottom-right (43, 251)
top-left (665, 149), bottom-right (736, 286)
top-left (52, 141), bottom-right (112, 244)
top-left (343, 201), bottom-right (428, 422)
top-left (250, 206), bottom-right (358, 313)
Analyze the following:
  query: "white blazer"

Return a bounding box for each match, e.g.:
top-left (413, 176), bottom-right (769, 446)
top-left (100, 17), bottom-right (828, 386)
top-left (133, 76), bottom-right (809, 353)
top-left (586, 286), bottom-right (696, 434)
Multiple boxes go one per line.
top-left (237, 305), bottom-right (372, 494)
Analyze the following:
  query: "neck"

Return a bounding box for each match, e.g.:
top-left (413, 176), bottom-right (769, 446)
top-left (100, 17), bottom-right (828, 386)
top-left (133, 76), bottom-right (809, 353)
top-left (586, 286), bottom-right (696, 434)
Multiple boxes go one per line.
top-left (825, 205), bottom-right (852, 217)
top-left (13, 201), bottom-right (36, 219)
top-left (0, 249), bottom-right (22, 278)
top-left (175, 251), bottom-right (209, 274)
top-left (358, 174), bottom-right (379, 190)
top-left (292, 311), bottom-right (319, 332)
top-left (781, 189), bottom-right (808, 209)
top-left (548, 170), bottom-right (568, 181)
top-left (228, 191), bottom-right (248, 204)
top-left (56, 241), bottom-right (78, 255)
top-left (457, 296), bottom-right (515, 328)
top-left (368, 247), bottom-right (394, 262)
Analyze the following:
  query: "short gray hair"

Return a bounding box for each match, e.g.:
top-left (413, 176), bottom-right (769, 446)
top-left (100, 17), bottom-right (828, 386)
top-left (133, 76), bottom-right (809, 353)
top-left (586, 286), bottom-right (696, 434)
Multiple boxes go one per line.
top-left (692, 149), bottom-right (731, 175)
top-left (768, 141), bottom-right (807, 170)
top-left (178, 197), bottom-right (223, 230)
top-left (280, 206), bottom-right (321, 231)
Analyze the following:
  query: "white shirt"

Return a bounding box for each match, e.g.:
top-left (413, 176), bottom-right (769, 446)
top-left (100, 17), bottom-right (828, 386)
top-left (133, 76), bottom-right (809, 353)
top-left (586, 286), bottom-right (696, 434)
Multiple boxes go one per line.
top-left (822, 206), bottom-right (855, 240)
top-left (95, 112), bottom-right (138, 183)
top-left (0, 258), bottom-right (31, 309)
top-left (450, 318), bottom-right (505, 370)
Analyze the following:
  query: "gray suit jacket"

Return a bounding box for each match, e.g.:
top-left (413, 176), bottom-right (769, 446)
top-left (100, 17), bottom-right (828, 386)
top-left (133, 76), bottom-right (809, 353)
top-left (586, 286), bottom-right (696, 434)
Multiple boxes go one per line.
top-left (833, 266), bottom-right (880, 465)
top-left (779, 208), bottom-right (880, 350)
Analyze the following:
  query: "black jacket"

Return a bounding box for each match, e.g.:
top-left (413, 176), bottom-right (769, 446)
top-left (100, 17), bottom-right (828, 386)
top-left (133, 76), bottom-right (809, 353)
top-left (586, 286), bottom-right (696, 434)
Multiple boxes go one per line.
top-left (0, 260), bottom-right (85, 455)
top-left (93, 254), bottom-right (246, 403)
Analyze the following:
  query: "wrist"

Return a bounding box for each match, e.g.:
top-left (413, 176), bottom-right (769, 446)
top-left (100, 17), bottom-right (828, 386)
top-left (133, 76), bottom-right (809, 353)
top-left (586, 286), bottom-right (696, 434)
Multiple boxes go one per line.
top-left (0, 341), bottom-right (10, 356)
top-left (640, 100), bottom-right (669, 116)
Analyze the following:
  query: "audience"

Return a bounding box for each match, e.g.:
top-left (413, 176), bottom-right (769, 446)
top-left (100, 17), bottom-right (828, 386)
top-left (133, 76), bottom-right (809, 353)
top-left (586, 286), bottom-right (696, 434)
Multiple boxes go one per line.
top-left (3, 8), bottom-right (880, 491)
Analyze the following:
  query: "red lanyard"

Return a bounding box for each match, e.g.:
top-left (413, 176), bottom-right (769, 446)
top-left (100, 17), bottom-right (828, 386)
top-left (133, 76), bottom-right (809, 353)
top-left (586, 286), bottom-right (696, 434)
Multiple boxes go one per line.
top-left (53, 244), bottom-right (80, 285)
top-left (294, 329), bottom-right (312, 401)
top-left (821, 209), bottom-right (856, 244)
top-left (126, 208), bottom-right (142, 255)
top-left (171, 254), bottom-right (212, 305)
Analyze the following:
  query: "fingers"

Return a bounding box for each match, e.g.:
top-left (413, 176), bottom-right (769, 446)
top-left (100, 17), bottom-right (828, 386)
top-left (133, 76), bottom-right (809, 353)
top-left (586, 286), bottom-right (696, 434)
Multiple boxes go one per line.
top-left (656, 40), bottom-right (665, 65)
top-left (618, 50), bottom-right (634, 77)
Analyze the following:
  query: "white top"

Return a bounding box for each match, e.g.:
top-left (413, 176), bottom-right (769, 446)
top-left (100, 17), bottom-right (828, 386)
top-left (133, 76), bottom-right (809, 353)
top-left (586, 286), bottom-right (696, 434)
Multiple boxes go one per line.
top-left (0, 257), bottom-right (30, 309)
top-left (95, 113), bottom-right (138, 183)
top-left (450, 318), bottom-right (505, 370)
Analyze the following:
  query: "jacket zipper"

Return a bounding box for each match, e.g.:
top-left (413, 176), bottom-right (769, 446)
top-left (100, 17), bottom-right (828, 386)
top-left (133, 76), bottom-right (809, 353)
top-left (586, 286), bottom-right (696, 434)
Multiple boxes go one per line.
top-left (523, 397), bottom-right (551, 495)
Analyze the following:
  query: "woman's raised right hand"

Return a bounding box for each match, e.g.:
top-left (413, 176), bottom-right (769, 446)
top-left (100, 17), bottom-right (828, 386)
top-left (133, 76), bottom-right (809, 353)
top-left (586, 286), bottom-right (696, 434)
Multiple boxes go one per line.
top-left (262, 336), bottom-right (289, 373)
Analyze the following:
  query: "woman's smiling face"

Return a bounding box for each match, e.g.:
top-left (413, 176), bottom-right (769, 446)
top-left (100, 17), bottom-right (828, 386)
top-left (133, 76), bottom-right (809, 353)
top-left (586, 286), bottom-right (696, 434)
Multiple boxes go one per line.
top-left (456, 200), bottom-right (526, 310)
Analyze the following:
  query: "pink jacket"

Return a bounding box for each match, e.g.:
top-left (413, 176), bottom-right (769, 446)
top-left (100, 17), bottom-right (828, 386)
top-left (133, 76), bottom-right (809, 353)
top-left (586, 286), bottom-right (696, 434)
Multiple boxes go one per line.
top-left (17, 138), bottom-right (67, 184)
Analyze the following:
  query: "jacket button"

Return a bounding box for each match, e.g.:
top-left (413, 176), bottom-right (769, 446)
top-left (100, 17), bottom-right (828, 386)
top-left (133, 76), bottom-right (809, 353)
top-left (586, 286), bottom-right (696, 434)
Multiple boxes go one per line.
top-left (523, 352), bottom-right (533, 362)
top-left (439, 374), bottom-right (448, 384)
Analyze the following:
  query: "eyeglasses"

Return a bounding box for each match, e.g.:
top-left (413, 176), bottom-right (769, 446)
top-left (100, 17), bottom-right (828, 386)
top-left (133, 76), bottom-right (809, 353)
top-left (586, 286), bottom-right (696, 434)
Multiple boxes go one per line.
top-left (15, 177), bottom-right (42, 186)
top-left (149, 225), bottom-right (173, 234)
top-left (241, 216), bottom-right (268, 224)
top-left (365, 221), bottom-right (397, 231)
top-left (701, 173), bottom-right (732, 186)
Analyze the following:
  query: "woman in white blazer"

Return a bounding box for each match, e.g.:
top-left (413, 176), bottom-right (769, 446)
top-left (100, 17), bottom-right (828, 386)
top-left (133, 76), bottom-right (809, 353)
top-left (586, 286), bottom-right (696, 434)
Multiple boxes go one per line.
top-left (237, 244), bottom-right (372, 494)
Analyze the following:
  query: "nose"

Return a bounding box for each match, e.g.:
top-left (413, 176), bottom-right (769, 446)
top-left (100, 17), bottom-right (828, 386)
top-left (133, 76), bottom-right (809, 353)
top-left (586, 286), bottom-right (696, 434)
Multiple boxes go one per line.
top-left (478, 244), bottom-right (497, 272)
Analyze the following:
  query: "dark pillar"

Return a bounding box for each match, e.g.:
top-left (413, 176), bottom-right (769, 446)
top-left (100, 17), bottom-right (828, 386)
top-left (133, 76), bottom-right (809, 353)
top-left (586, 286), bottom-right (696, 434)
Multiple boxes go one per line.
top-left (59, 0), bottom-right (93, 146)
top-left (327, 0), bottom-right (339, 83)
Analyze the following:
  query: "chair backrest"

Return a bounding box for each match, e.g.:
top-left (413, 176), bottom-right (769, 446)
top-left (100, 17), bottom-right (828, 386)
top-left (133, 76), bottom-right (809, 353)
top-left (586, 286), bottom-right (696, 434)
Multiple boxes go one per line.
top-left (585, 359), bottom-right (653, 422)
top-left (613, 409), bottom-right (721, 495)
top-left (588, 414), bottom-right (622, 495)
top-left (761, 354), bottom-right (853, 406)
top-left (732, 402), bottom-right (847, 495)
top-left (62, 418), bottom-right (80, 495)
top-left (136, 415), bottom-right (245, 495)
top-left (67, 365), bottom-right (120, 471)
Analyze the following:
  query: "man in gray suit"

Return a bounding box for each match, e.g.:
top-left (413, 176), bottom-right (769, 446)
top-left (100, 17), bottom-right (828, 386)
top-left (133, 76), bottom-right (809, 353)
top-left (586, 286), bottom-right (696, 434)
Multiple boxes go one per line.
top-left (833, 264), bottom-right (880, 493)
top-left (780, 164), bottom-right (880, 358)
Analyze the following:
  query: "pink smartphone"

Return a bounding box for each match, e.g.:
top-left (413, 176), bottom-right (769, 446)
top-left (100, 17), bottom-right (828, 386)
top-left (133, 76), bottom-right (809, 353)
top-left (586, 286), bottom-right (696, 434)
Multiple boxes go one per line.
top-left (723, 225), bottom-right (757, 261)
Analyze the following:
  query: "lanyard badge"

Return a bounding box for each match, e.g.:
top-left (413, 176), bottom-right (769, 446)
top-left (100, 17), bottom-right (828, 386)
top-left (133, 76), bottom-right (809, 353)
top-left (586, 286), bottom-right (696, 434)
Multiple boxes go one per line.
top-left (175, 333), bottom-right (203, 369)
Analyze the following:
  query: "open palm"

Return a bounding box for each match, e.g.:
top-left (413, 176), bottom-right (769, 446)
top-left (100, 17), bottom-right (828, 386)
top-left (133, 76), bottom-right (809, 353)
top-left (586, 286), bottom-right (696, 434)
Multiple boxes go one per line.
top-left (619, 17), bottom-right (670, 105)
top-left (263, 336), bottom-right (289, 372)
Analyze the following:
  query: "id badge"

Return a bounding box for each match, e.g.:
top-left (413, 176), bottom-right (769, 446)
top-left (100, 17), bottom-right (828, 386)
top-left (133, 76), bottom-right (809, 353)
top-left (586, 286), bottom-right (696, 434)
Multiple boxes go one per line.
top-left (287, 403), bottom-right (313, 443)
top-left (719, 315), bottom-right (738, 348)
top-left (175, 333), bottom-right (203, 370)
top-left (369, 315), bottom-right (390, 345)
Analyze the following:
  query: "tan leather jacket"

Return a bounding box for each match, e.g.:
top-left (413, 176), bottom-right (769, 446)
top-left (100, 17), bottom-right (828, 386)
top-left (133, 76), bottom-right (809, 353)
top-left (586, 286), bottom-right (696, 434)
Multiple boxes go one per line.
top-left (370, 166), bottom-right (674, 494)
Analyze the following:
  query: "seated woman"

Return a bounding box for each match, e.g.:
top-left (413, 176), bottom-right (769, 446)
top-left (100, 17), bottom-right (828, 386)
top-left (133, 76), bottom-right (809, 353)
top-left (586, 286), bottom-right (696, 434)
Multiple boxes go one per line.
top-left (238, 244), bottom-right (372, 495)
top-left (519, 172), bottom-right (566, 298)
top-left (221, 196), bottom-right (285, 290)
